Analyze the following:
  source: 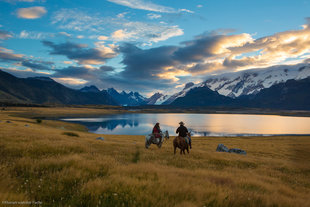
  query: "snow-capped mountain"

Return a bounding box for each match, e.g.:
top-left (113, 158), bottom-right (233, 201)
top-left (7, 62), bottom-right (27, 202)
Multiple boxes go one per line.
top-left (107, 88), bottom-right (146, 106)
top-left (201, 64), bottom-right (310, 98)
top-left (145, 92), bottom-right (169, 105)
top-left (150, 63), bottom-right (310, 105)
top-left (161, 82), bottom-right (197, 105)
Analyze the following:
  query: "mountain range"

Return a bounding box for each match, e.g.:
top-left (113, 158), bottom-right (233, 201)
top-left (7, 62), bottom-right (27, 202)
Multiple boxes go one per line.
top-left (1, 62), bottom-right (310, 109)
top-left (0, 70), bottom-right (116, 105)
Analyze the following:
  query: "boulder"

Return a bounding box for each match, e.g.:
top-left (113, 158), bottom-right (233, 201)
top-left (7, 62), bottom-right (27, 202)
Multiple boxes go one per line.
top-left (216, 144), bottom-right (229, 152)
top-left (216, 144), bottom-right (246, 155)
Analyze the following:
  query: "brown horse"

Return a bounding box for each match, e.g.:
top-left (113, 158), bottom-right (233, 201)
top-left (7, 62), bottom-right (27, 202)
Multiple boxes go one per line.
top-left (173, 136), bottom-right (189, 155)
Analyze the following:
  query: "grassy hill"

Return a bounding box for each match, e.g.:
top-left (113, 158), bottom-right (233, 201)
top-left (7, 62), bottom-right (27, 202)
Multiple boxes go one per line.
top-left (0, 107), bottom-right (309, 206)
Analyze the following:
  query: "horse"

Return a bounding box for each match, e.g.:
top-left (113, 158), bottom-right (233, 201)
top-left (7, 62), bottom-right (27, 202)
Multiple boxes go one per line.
top-left (145, 130), bottom-right (169, 149)
top-left (173, 132), bottom-right (191, 155)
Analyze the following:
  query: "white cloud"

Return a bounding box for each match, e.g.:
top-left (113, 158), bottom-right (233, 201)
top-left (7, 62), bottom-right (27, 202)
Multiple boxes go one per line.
top-left (52, 9), bottom-right (105, 32)
top-left (107, 0), bottom-right (176, 13)
top-left (147, 13), bottom-right (161, 19)
top-left (19, 30), bottom-right (53, 39)
top-left (58, 31), bottom-right (71, 37)
top-left (197, 5), bottom-right (203, 8)
top-left (52, 9), bottom-right (184, 44)
top-left (17, 6), bottom-right (47, 19)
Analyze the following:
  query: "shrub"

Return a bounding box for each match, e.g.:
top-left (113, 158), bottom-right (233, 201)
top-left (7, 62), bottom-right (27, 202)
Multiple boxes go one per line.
top-left (36, 119), bottom-right (42, 124)
top-left (62, 132), bottom-right (79, 137)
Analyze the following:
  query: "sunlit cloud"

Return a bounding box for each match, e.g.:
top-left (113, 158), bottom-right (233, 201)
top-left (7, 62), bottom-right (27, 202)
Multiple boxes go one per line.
top-left (0, 47), bottom-right (24, 62)
top-left (52, 77), bottom-right (88, 85)
top-left (17, 6), bottom-right (47, 19)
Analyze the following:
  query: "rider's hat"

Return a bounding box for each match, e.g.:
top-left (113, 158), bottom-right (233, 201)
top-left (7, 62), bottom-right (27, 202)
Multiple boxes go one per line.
top-left (179, 121), bottom-right (184, 125)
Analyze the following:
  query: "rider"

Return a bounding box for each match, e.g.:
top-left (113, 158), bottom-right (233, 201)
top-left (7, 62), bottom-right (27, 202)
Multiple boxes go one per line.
top-left (152, 122), bottom-right (162, 142)
top-left (176, 121), bottom-right (191, 149)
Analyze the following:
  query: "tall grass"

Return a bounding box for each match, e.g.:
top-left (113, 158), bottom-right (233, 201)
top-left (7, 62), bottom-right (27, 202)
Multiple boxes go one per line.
top-left (0, 108), bottom-right (310, 206)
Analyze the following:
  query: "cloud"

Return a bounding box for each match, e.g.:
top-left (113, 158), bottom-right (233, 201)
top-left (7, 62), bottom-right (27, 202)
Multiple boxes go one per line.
top-left (17, 6), bottom-right (47, 19)
top-left (42, 41), bottom-right (118, 65)
top-left (110, 21), bottom-right (184, 43)
top-left (52, 9), bottom-right (104, 32)
top-left (21, 60), bottom-right (53, 70)
top-left (97, 36), bottom-right (108, 41)
top-left (0, 47), bottom-right (24, 62)
top-left (52, 9), bottom-right (184, 44)
top-left (19, 30), bottom-right (54, 39)
top-left (52, 77), bottom-right (88, 85)
top-left (0, 30), bottom-right (13, 40)
top-left (147, 13), bottom-right (162, 19)
top-left (107, 0), bottom-right (176, 13)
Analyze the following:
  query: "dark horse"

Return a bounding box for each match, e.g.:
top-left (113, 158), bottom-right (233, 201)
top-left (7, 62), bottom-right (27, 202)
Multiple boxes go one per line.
top-left (173, 133), bottom-right (191, 155)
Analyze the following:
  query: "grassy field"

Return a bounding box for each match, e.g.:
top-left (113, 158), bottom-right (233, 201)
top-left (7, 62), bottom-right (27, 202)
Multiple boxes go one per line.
top-left (0, 107), bottom-right (310, 207)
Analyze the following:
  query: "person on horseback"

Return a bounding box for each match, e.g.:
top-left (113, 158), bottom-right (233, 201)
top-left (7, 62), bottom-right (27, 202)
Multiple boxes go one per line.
top-left (176, 121), bottom-right (191, 149)
top-left (152, 122), bottom-right (162, 143)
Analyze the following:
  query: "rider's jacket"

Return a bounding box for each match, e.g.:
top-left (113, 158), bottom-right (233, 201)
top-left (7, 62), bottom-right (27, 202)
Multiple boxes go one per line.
top-left (152, 126), bottom-right (161, 138)
top-left (176, 125), bottom-right (188, 137)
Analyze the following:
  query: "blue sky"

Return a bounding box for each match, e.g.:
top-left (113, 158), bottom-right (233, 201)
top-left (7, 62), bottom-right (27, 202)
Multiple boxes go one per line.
top-left (1, 0), bottom-right (310, 96)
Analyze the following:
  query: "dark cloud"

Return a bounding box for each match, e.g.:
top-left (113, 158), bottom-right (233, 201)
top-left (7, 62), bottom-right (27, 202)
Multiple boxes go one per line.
top-left (21, 60), bottom-right (53, 71)
top-left (0, 49), bottom-right (23, 62)
top-left (42, 40), bottom-right (117, 65)
top-left (52, 66), bottom-right (97, 80)
top-left (119, 43), bottom-right (177, 80)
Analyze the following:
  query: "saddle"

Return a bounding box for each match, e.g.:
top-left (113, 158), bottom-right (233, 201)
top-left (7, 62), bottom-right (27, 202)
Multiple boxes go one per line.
top-left (180, 136), bottom-right (189, 144)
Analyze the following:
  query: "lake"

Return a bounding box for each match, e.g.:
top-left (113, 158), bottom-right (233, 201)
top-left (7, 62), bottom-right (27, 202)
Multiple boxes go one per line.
top-left (61, 113), bottom-right (310, 136)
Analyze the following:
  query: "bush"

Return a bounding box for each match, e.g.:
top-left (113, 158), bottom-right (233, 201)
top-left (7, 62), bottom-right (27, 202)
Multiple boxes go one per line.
top-left (62, 132), bottom-right (79, 137)
top-left (36, 119), bottom-right (42, 124)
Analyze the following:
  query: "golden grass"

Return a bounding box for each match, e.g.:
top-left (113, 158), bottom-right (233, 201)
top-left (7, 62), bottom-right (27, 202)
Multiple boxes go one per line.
top-left (0, 108), bottom-right (310, 207)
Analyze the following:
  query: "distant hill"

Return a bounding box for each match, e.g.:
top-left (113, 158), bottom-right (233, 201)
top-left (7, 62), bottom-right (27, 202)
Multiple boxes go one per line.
top-left (0, 70), bottom-right (117, 105)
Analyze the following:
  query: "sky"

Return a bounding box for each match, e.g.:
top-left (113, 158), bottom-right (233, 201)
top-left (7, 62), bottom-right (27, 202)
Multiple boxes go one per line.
top-left (1, 0), bottom-right (310, 96)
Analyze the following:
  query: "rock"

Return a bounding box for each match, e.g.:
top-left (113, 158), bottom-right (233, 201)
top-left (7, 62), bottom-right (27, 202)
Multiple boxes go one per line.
top-left (24, 124), bottom-right (29, 127)
top-left (216, 144), bottom-right (229, 152)
top-left (229, 148), bottom-right (247, 155)
top-left (96, 137), bottom-right (104, 141)
top-left (6, 121), bottom-right (11, 123)
top-left (216, 144), bottom-right (246, 155)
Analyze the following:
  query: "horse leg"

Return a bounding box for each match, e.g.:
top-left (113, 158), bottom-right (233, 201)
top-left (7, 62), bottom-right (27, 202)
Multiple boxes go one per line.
top-left (174, 146), bottom-right (176, 154)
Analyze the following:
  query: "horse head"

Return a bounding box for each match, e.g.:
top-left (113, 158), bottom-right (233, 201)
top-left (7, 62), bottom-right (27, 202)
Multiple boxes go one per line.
top-left (164, 130), bottom-right (169, 140)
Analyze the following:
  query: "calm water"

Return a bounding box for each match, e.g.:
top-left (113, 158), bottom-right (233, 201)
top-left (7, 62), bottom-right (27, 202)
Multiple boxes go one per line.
top-left (61, 113), bottom-right (310, 136)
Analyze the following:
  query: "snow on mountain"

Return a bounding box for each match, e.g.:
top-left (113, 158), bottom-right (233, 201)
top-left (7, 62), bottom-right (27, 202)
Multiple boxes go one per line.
top-left (146, 92), bottom-right (170, 105)
top-left (200, 63), bottom-right (310, 98)
top-left (160, 82), bottom-right (197, 105)
top-left (107, 88), bottom-right (146, 106)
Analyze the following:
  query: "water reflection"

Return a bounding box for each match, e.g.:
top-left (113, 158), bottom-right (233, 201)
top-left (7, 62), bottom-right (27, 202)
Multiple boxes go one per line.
top-left (61, 113), bottom-right (310, 136)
